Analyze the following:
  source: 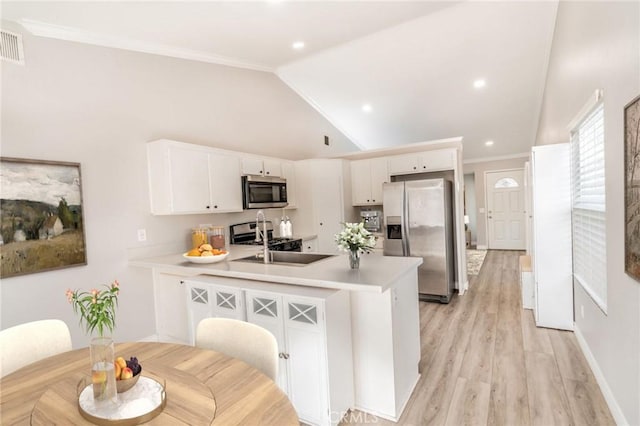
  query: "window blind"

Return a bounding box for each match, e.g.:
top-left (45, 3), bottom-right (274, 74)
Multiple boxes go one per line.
top-left (570, 102), bottom-right (607, 311)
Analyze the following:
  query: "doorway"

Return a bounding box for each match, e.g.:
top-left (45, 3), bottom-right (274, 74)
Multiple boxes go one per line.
top-left (485, 169), bottom-right (525, 250)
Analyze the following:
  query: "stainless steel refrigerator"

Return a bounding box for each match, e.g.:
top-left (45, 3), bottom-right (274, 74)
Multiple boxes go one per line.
top-left (383, 178), bottom-right (456, 303)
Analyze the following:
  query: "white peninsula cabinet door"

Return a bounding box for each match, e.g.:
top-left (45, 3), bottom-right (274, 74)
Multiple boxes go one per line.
top-left (182, 275), bottom-right (353, 426)
top-left (186, 282), bottom-right (212, 345)
top-left (244, 290), bottom-right (289, 393)
top-left (283, 296), bottom-right (328, 426)
top-left (186, 281), bottom-right (246, 345)
top-left (153, 272), bottom-right (189, 344)
top-left (244, 288), bottom-right (353, 426)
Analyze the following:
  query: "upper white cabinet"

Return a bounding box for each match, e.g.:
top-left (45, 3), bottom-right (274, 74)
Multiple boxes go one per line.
top-left (387, 149), bottom-right (455, 176)
top-left (281, 161), bottom-right (297, 209)
top-left (209, 153), bottom-right (244, 212)
top-left (351, 158), bottom-right (388, 206)
top-left (242, 157), bottom-right (282, 177)
top-left (296, 159), bottom-right (355, 253)
top-left (147, 140), bottom-right (243, 215)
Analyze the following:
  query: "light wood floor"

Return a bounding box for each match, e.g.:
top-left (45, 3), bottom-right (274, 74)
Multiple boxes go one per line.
top-left (340, 250), bottom-right (615, 426)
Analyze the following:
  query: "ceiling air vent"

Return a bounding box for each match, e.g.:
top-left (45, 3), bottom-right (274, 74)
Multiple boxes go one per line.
top-left (0, 29), bottom-right (25, 65)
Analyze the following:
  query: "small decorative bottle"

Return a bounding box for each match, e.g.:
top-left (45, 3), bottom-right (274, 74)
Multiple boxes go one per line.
top-left (284, 216), bottom-right (293, 238)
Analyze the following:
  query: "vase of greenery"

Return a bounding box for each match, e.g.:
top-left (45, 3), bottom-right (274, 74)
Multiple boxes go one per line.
top-left (66, 281), bottom-right (119, 403)
top-left (335, 222), bottom-right (377, 270)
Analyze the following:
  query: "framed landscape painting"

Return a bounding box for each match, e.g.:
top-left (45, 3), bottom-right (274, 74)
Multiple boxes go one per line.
top-left (0, 157), bottom-right (87, 278)
top-left (625, 95), bottom-right (640, 281)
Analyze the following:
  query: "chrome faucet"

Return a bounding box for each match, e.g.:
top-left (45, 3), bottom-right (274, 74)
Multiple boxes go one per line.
top-left (255, 210), bottom-right (271, 264)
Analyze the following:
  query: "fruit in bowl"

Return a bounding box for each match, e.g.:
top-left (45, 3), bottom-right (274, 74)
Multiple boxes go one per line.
top-left (183, 243), bottom-right (229, 263)
top-left (185, 243), bottom-right (228, 257)
top-left (115, 356), bottom-right (142, 393)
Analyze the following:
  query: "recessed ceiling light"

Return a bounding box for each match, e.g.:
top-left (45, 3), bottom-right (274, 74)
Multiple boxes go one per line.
top-left (473, 79), bottom-right (486, 89)
top-left (362, 104), bottom-right (373, 113)
top-left (292, 41), bottom-right (305, 50)
top-left (485, 140), bottom-right (494, 146)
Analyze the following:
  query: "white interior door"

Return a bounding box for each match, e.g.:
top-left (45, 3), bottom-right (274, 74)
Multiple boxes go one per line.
top-left (486, 169), bottom-right (526, 250)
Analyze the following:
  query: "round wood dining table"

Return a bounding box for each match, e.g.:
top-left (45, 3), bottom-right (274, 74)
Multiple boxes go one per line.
top-left (0, 341), bottom-right (299, 425)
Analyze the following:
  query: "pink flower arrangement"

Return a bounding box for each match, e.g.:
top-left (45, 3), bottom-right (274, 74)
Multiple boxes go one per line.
top-left (66, 280), bottom-right (120, 337)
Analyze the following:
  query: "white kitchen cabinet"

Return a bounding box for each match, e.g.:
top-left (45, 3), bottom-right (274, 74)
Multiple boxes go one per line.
top-left (209, 152), bottom-right (244, 212)
top-left (246, 288), bottom-right (351, 426)
top-left (186, 282), bottom-right (211, 345)
top-left (281, 161), bottom-right (297, 209)
top-left (351, 158), bottom-right (388, 206)
top-left (295, 159), bottom-right (355, 253)
top-left (244, 290), bottom-right (289, 392)
top-left (153, 272), bottom-right (189, 344)
top-left (387, 149), bottom-right (455, 176)
top-left (186, 280), bottom-right (246, 345)
top-left (147, 140), bottom-right (243, 214)
top-left (302, 237), bottom-right (318, 253)
top-left (185, 276), bottom-right (353, 426)
top-left (242, 157), bottom-right (282, 177)
top-left (531, 144), bottom-right (573, 330)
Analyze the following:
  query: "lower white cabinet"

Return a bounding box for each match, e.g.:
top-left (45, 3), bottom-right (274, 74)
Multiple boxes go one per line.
top-left (184, 276), bottom-right (353, 426)
top-left (302, 237), bottom-right (318, 252)
top-left (153, 272), bottom-right (189, 343)
top-left (186, 281), bottom-right (245, 345)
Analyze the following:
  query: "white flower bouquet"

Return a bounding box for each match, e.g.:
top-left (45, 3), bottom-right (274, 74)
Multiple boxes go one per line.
top-left (335, 222), bottom-right (377, 254)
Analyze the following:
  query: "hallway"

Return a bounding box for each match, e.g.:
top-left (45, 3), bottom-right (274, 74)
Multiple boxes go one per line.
top-left (342, 250), bottom-right (615, 425)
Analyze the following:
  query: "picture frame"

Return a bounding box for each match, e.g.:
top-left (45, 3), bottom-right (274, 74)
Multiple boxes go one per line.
top-left (0, 157), bottom-right (87, 278)
top-left (624, 94), bottom-right (640, 281)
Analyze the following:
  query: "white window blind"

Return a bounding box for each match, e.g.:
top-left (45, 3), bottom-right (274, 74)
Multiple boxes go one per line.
top-left (570, 101), bottom-right (607, 312)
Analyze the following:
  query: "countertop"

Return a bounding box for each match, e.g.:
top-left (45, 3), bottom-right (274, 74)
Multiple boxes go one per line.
top-left (130, 245), bottom-right (422, 293)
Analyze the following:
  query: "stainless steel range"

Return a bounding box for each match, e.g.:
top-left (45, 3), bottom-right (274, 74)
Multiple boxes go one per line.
top-left (229, 221), bottom-right (302, 252)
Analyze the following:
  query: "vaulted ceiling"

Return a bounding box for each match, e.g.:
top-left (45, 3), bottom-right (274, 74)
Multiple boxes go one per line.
top-left (2, 1), bottom-right (559, 160)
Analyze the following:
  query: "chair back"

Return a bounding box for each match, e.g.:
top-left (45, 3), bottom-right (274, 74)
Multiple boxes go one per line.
top-left (0, 319), bottom-right (72, 378)
top-left (196, 318), bottom-right (278, 381)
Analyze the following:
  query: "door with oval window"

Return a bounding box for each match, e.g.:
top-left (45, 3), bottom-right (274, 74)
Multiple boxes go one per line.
top-left (486, 169), bottom-right (525, 250)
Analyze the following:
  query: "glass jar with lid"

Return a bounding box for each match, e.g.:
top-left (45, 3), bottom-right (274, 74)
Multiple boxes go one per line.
top-left (209, 226), bottom-right (226, 249)
top-left (191, 227), bottom-right (208, 249)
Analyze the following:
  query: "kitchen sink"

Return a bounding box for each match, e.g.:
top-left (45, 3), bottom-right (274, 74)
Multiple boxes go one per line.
top-left (233, 251), bottom-right (335, 267)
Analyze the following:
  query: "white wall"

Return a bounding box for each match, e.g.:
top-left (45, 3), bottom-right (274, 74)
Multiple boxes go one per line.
top-left (0, 22), bottom-right (358, 348)
top-left (462, 156), bottom-right (528, 248)
top-left (535, 2), bottom-right (640, 424)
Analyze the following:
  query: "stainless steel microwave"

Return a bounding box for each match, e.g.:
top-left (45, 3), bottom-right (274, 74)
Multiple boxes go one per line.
top-left (242, 175), bottom-right (288, 209)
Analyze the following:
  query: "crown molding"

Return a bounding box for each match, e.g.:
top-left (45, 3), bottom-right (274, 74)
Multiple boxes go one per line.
top-left (463, 152), bottom-right (530, 164)
top-left (19, 19), bottom-right (274, 73)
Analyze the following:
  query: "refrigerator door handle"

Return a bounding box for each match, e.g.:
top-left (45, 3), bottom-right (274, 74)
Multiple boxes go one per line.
top-left (402, 184), bottom-right (410, 256)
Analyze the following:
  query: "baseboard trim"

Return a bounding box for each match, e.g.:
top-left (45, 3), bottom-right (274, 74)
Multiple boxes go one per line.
top-left (138, 334), bottom-right (159, 342)
top-left (476, 245), bottom-right (488, 250)
top-left (573, 324), bottom-right (629, 426)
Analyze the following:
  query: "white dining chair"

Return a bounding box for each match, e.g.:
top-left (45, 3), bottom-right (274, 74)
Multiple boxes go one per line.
top-left (195, 318), bottom-right (278, 381)
top-left (0, 319), bottom-right (72, 378)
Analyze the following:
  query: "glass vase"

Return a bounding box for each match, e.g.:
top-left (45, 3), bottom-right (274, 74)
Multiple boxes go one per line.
top-left (349, 250), bottom-right (360, 269)
top-left (90, 336), bottom-right (117, 404)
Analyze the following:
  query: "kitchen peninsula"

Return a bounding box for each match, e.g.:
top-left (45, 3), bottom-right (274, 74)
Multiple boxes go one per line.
top-left (131, 246), bottom-right (422, 425)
